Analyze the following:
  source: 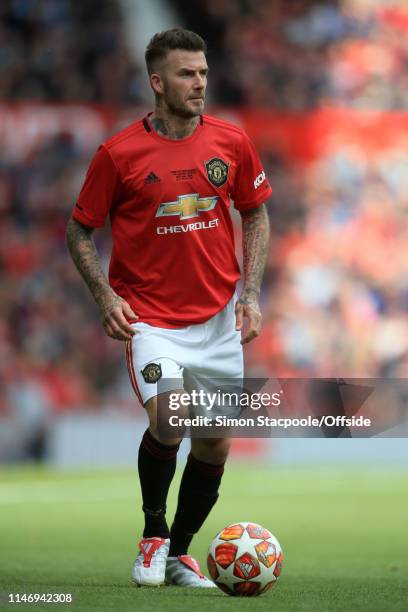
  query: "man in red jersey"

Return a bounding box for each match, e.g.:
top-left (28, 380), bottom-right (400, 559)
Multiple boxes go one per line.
top-left (67, 28), bottom-right (271, 588)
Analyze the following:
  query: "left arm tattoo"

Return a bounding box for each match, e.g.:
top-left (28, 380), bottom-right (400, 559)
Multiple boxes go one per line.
top-left (240, 204), bottom-right (270, 302)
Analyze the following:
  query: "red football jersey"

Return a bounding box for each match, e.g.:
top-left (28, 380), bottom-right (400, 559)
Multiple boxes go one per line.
top-left (72, 113), bottom-right (272, 327)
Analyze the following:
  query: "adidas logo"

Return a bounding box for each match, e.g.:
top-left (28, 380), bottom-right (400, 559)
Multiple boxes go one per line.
top-left (141, 542), bottom-right (153, 554)
top-left (144, 172), bottom-right (161, 184)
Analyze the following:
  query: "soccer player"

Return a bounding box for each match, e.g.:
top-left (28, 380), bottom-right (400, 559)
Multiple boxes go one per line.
top-left (66, 28), bottom-right (271, 587)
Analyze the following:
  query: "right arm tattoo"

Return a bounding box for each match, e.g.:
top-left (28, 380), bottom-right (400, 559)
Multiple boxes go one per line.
top-left (66, 217), bottom-right (121, 317)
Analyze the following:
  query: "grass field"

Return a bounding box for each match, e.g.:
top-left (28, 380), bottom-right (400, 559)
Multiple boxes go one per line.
top-left (0, 464), bottom-right (407, 611)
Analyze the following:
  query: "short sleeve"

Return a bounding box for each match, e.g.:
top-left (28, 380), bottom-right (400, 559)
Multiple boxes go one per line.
top-left (231, 132), bottom-right (272, 211)
top-left (72, 145), bottom-right (121, 228)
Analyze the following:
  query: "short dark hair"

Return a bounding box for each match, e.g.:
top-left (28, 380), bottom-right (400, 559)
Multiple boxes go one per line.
top-left (145, 28), bottom-right (207, 74)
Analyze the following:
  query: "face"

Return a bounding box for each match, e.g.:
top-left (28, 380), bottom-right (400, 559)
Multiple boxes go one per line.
top-left (151, 50), bottom-right (208, 118)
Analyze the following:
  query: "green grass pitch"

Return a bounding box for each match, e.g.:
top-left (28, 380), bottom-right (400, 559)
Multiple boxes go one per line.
top-left (0, 464), bottom-right (407, 611)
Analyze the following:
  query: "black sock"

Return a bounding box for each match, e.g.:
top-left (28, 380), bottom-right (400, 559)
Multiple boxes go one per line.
top-left (138, 429), bottom-right (180, 538)
top-left (169, 453), bottom-right (225, 556)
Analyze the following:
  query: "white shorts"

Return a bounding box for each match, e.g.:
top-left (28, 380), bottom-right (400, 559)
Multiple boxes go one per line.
top-left (125, 295), bottom-right (243, 406)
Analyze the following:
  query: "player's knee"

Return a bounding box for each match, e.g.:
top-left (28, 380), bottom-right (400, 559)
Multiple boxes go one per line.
top-left (148, 414), bottom-right (186, 446)
top-left (149, 427), bottom-right (183, 447)
top-left (145, 390), bottom-right (187, 446)
top-left (192, 437), bottom-right (231, 464)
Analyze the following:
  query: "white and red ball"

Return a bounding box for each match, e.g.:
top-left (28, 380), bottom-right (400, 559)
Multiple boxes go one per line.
top-left (207, 522), bottom-right (283, 596)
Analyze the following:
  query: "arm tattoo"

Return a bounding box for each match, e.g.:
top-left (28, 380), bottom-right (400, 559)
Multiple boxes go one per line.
top-left (240, 204), bottom-right (270, 302)
top-left (66, 218), bottom-right (120, 316)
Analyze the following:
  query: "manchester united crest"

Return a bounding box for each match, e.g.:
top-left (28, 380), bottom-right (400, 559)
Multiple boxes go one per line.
top-left (205, 157), bottom-right (229, 187)
top-left (141, 363), bottom-right (162, 383)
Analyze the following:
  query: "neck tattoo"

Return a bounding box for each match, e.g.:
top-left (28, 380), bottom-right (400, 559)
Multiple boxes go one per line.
top-left (150, 116), bottom-right (198, 140)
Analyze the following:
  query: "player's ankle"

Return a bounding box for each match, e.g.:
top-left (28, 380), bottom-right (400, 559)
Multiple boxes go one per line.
top-left (168, 530), bottom-right (192, 557)
top-left (143, 505), bottom-right (170, 539)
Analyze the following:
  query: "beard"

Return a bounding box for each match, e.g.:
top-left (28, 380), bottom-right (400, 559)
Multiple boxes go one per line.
top-left (164, 91), bottom-right (204, 118)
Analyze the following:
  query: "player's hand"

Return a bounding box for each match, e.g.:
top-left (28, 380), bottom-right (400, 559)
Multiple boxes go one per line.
top-left (99, 291), bottom-right (138, 341)
top-left (235, 290), bottom-right (262, 345)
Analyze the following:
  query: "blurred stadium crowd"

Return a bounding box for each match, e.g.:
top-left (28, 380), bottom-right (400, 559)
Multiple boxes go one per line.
top-left (1, 0), bottom-right (408, 434)
top-left (0, 0), bottom-right (144, 102)
top-left (180, 0), bottom-right (408, 109)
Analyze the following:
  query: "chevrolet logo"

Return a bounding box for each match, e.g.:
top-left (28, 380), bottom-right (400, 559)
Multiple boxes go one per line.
top-left (156, 194), bottom-right (218, 220)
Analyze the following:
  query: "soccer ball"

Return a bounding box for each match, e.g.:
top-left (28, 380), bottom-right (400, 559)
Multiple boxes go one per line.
top-left (207, 522), bottom-right (283, 596)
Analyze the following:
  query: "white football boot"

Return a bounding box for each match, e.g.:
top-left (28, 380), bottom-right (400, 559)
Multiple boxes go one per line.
top-left (132, 537), bottom-right (170, 586)
top-left (165, 555), bottom-right (216, 588)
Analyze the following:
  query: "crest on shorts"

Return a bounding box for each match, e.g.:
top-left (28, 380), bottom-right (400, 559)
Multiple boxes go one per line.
top-left (141, 363), bottom-right (162, 384)
top-left (205, 157), bottom-right (229, 187)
